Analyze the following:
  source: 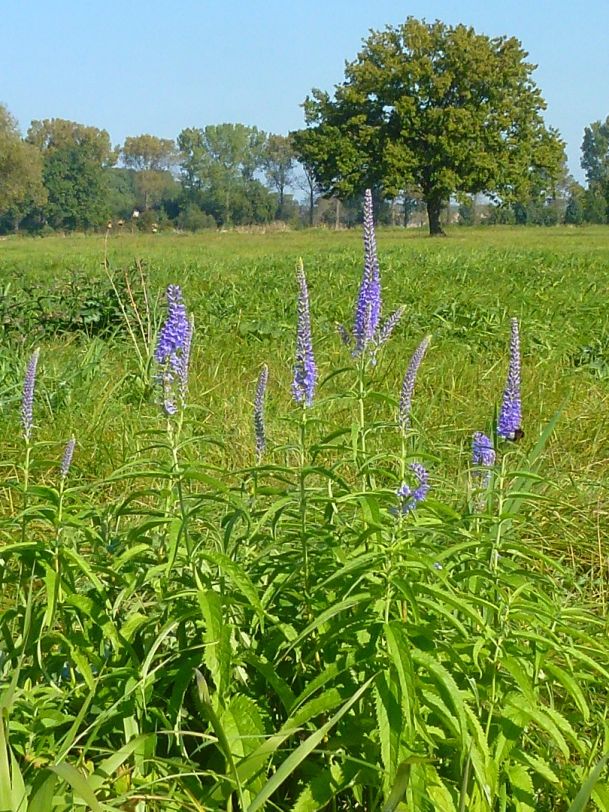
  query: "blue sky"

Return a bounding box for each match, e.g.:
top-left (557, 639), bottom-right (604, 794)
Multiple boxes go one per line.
top-left (2, 0), bottom-right (608, 182)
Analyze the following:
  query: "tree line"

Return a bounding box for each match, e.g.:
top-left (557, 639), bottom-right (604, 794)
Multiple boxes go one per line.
top-left (2, 17), bottom-right (609, 236)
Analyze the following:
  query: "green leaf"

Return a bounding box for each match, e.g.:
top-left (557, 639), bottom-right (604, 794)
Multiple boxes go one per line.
top-left (198, 551), bottom-right (264, 619)
top-left (246, 674), bottom-right (376, 812)
top-left (198, 589), bottom-right (231, 702)
top-left (567, 754), bottom-right (609, 812)
top-left (48, 762), bottom-right (103, 811)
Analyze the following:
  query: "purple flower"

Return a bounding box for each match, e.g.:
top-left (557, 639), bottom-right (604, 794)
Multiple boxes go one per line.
top-left (154, 286), bottom-right (192, 415)
top-left (497, 317), bottom-right (522, 440)
top-left (254, 364), bottom-right (268, 461)
top-left (472, 432), bottom-right (495, 467)
top-left (21, 348), bottom-right (40, 442)
top-left (397, 463), bottom-right (430, 514)
top-left (60, 437), bottom-right (76, 479)
top-left (377, 306), bottom-right (405, 349)
top-left (353, 189), bottom-right (382, 356)
top-left (292, 262), bottom-right (317, 407)
top-left (399, 335), bottom-right (432, 432)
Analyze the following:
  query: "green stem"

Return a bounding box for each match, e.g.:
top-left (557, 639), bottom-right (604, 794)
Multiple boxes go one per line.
top-left (299, 407), bottom-right (310, 608)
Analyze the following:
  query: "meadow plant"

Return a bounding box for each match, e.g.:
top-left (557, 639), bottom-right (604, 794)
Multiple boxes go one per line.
top-left (154, 284), bottom-right (193, 416)
top-left (340, 189), bottom-right (403, 360)
top-left (497, 316), bottom-right (523, 439)
top-left (2, 237), bottom-right (609, 812)
top-left (21, 348), bottom-right (39, 442)
top-left (291, 260), bottom-right (316, 407)
top-left (59, 436), bottom-right (76, 479)
top-left (253, 364), bottom-right (268, 461)
top-left (396, 461), bottom-right (430, 513)
top-left (399, 334), bottom-right (432, 432)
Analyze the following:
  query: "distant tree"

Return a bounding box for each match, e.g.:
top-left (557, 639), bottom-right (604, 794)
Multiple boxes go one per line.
top-left (581, 117), bottom-right (609, 222)
top-left (564, 181), bottom-right (586, 225)
top-left (27, 118), bottom-right (116, 230)
top-left (177, 123), bottom-right (266, 225)
top-left (263, 134), bottom-right (295, 218)
top-left (106, 168), bottom-right (138, 220)
top-left (0, 104), bottom-right (46, 231)
top-left (292, 17), bottom-right (564, 235)
top-left (122, 134), bottom-right (179, 210)
top-left (294, 159), bottom-right (321, 226)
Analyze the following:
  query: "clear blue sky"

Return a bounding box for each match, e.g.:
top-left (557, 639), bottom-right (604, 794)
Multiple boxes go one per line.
top-left (2, 0), bottom-right (608, 183)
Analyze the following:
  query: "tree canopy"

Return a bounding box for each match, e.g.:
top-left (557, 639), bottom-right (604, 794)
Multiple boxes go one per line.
top-left (0, 104), bottom-right (46, 230)
top-left (292, 17), bottom-right (564, 234)
top-left (581, 116), bottom-right (609, 220)
top-left (26, 118), bottom-right (116, 230)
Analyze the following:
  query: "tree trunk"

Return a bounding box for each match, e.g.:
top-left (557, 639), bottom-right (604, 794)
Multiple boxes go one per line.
top-left (335, 198), bottom-right (341, 229)
top-left (309, 185), bottom-right (314, 227)
top-left (426, 198), bottom-right (446, 236)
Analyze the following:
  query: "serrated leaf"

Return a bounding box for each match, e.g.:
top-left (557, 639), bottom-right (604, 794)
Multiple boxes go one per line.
top-left (198, 589), bottom-right (231, 702)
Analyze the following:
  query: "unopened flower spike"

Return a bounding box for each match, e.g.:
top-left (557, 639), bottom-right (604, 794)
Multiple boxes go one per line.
top-left (399, 335), bottom-right (432, 432)
top-left (22, 348), bottom-right (40, 442)
top-left (254, 364), bottom-right (269, 461)
top-left (497, 317), bottom-right (523, 440)
top-left (60, 437), bottom-right (76, 479)
top-left (292, 260), bottom-right (317, 407)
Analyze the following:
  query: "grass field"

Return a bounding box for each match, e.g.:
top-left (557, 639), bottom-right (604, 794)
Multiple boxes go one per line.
top-left (1, 225), bottom-right (609, 810)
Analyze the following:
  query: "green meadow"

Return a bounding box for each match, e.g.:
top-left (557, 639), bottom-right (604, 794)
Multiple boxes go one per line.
top-left (1, 225), bottom-right (609, 810)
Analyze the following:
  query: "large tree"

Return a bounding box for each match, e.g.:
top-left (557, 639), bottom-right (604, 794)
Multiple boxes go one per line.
top-left (0, 104), bottom-right (46, 230)
top-left (581, 116), bottom-right (609, 221)
top-left (292, 18), bottom-right (564, 235)
top-left (27, 118), bottom-right (116, 230)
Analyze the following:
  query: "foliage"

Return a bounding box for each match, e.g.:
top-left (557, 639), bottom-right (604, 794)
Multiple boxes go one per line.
top-left (292, 17), bottom-right (565, 235)
top-left (26, 118), bottom-right (117, 231)
top-left (0, 104), bottom-right (47, 231)
top-left (581, 116), bottom-right (609, 221)
top-left (178, 123), bottom-right (269, 225)
top-left (1, 226), bottom-right (609, 810)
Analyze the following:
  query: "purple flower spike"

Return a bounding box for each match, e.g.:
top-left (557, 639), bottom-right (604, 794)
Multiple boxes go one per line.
top-left (292, 261), bottom-right (317, 407)
top-left (155, 286), bottom-right (192, 415)
top-left (399, 335), bottom-right (432, 432)
top-left (254, 364), bottom-right (269, 461)
top-left (22, 348), bottom-right (40, 442)
top-left (497, 317), bottom-right (522, 440)
top-left (397, 462), bottom-right (430, 514)
top-left (60, 437), bottom-right (76, 479)
top-left (472, 432), bottom-right (496, 467)
top-left (377, 306), bottom-right (405, 349)
top-left (353, 189), bottom-right (382, 356)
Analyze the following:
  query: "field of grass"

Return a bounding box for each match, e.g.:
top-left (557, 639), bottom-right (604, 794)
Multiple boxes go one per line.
top-left (1, 224), bottom-right (609, 810)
